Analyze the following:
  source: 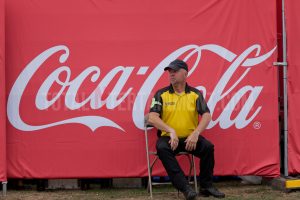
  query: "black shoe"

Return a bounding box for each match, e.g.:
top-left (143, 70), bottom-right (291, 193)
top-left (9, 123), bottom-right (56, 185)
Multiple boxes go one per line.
top-left (183, 185), bottom-right (197, 200)
top-left (199, 187), bottom-right (225, 198)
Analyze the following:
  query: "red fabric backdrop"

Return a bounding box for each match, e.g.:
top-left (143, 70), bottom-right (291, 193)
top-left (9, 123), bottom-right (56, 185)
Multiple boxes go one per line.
top-left (6, 0), bottom-right (279, 178)
top-left (0, 0), bottom-right (6, 182)
top-left (286, 0), bottom-right (300, 174)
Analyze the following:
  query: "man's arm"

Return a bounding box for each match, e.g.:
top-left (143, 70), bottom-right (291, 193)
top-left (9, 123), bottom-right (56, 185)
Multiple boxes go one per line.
top-left (185, 112), bottom-right (212, 151)
top-left (148, 112), bottom-right (179, 151)
top-left (193, 112), bottom-right (212, 135)
top-left (148, 112), bottom-right (173, 133)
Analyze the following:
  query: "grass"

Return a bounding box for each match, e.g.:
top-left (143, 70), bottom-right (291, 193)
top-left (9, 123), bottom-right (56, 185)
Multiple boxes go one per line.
top-left (1, 180), bottom-right (300, 200)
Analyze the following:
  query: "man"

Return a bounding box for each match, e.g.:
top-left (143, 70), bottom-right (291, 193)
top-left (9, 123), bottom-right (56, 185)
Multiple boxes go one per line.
top-left (148, 59), bottom-right (225, 200)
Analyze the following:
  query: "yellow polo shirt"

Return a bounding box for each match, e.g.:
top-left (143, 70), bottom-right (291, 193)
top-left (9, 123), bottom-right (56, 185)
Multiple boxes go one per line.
top-left (150, 84), bottom-right (210, 138)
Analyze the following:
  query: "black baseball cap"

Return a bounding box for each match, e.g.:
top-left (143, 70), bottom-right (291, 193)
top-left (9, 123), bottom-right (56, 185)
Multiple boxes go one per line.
top-left (164, 59), bottom-right (188, 72)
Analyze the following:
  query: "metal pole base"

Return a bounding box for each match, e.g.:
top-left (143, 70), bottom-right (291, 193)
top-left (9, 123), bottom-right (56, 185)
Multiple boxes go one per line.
top-left (2, 181), bottom-right (7, 196)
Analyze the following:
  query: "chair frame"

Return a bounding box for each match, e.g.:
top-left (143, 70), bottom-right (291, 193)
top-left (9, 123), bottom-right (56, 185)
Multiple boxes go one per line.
top-left (144, 118), bottom-right (198, 198)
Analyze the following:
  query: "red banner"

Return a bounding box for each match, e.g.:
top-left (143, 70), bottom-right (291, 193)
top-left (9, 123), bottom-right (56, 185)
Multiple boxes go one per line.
top-left (0, 0), bottom-right (6, 182)
top-left (286, 0), bottom-right (300, 174)
top-left (6, 0), bottom-right (279, 178)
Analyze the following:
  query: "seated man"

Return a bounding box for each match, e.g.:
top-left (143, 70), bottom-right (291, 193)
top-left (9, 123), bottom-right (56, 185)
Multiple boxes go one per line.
top-left (148, 59), bottom-right (225, 200)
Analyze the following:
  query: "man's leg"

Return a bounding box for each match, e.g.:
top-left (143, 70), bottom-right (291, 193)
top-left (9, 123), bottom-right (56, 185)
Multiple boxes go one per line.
top-left (156, 136), bottom-right (189, 191)
top-left (191, 135), bottom-right (225, 198)
top-left (156, 137), bottom-right (197, 200)
top-left (190, 135), bottom-right (214, 188)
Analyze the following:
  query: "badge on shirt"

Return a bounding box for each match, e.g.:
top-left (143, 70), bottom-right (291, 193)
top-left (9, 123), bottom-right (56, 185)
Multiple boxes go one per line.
top-left (151, 98), bottom-right (162, 108)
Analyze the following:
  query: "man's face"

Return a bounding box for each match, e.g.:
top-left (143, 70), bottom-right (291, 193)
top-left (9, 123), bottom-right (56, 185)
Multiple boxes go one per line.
top-left (168, 68), bottom-right (187, 85)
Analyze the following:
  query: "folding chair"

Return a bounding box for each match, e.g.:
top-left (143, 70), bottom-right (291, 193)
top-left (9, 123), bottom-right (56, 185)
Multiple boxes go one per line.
top-left (144, 115), bottom-right (198, 199)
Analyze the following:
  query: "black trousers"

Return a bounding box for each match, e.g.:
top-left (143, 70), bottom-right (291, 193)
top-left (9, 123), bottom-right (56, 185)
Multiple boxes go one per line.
top-left (156, 135), bottom-right (214, 192)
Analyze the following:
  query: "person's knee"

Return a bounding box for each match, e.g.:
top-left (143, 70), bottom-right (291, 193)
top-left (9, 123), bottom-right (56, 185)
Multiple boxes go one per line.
top-left (156, 141), bottom-right (170, 155)
top-left (205, 142), bottom-right (214, 153)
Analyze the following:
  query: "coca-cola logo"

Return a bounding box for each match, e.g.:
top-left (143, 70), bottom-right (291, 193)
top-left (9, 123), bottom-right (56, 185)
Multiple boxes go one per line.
top-left (7, 44), bottom-right (276, 132)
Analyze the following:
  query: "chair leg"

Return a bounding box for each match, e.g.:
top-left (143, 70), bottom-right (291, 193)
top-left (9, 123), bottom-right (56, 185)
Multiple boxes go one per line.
top-left (190, 159), bottom-right (193, 184)
top-left (148, 156), bottom-right (160, 198)
top-left (148, 177), bottom-right (153, 199)
top-left (145, 126), bottom-right (153, 199)
top-left (185, 154), bottom-right (193, 183)
top-left (192, 155), bottom-right (198, 192)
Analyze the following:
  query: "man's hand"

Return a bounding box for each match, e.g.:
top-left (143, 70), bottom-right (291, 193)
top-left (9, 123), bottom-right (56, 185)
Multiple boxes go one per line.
top-left (148, 112), bottom-right (179, 151)
top-left (168, 129), bottom-right (179, 151)
top-left (185, 131), bottom-right (199, 151)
